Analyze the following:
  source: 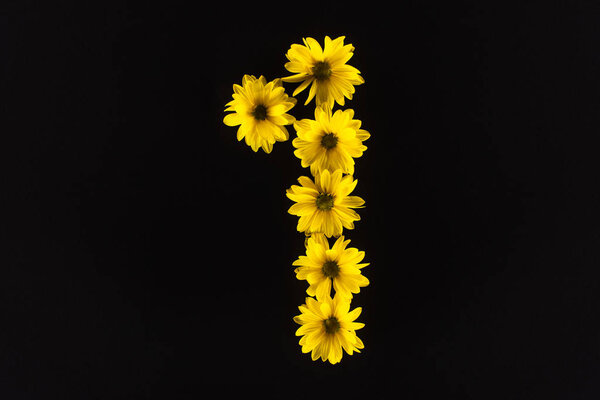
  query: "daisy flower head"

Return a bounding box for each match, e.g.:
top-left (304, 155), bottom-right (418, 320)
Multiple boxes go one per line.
top-left (286, 169), bottom-right (364, 238)
top-left (293, 106), bottom-right (370, 176)
top-left (223, 75), bottom-right (297, 153)
top-left (282, 36), bottom-right (364, 109)
top-left (294, 233), bottom-right (370, 301)
top-left (293, 293), bottom-right (365, 364)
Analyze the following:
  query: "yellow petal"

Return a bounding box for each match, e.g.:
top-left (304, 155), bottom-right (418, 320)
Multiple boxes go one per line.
top-left (282, 73), bottom-right (309, 83)
top-left (315, 278), bottom-right (332, 301)
top-left (304, 81), bottom-right (318, 105)
top-left (293, 77), bottom-right (314, 97)
top-left (320, 301), bottom-right (332, 318)
top-left (338, 195), bottom-right (365, 208)
top-left (223, 112), bottom-right (242, 126)
top-left (303, 37), bottom-right (323, 59)
top-left (288, 202), bottom-right (317, 216)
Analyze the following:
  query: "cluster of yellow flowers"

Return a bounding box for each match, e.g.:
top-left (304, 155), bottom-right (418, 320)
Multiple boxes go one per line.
top-left (223, 36), bottom-right (370, 364)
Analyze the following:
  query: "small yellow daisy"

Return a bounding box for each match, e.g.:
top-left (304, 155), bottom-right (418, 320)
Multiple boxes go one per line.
top-left (223, 75), bottom-right (297, 153)
top-left (293, 293), bottom-right (365, 364)
top-left (282, 36), bottom-right (364, 109)
top-left (286, 169), bottom-right (364, 238)
top-left (293, 106), bottom-right (370, 176)
top-left (293, 233), bottom-right (369, 301)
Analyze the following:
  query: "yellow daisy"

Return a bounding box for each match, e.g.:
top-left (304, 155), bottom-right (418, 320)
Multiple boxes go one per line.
top-left (293, 293), bottom-right (365, 364)
top-left (282, 36), bottom-right (364, 109)
top-left (293, 233), bottom-right (369, 301)
top-left (286, 169), bottom-right (364, 238)
top-left (223, 74), bottom-right (297, 153)
top-left (293, 106), bottom-right (370, 176)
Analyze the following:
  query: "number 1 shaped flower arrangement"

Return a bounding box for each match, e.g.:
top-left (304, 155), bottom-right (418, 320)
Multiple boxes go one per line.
top-left (223, 36), bottom-right (370, 364)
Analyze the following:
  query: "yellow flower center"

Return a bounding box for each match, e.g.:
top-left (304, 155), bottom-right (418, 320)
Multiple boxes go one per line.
top-left (320, 133), bottom-right (338, 149)
top-left (321, 260), bottom-right (340, 278)
top-left (252, 104), bottom-right (268, 121)
top-left (323, 316), bottom-right (341, 334)
top-left (316, 193), bottom-right (334, 210)
top-left (312, 61), bottom-right (332, 81)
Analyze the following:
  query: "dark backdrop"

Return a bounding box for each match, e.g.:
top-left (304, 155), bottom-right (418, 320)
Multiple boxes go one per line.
top-left (3, 1), bottom-right (600, 398)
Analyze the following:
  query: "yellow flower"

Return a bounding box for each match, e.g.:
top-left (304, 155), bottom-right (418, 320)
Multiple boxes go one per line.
top-left (293, 106), bottom-right (370, 176)
top-left (293, 233), bottom-right (369, 301)
top-left (286, 169), bottom-right (364, 238)
top-left (282, 36), bottom-right (364, 109)
top-left (223, 75), bottom-right (297, 153)
top-left (293, 293), bottom-right (365, 364)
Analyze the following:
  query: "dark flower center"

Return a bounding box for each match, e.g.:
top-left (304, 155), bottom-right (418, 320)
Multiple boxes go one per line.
top-left (312, 61), bottom-right (332, 81)
top-left (252, 104), bottom-right (268, 120)
top-left (322, 260), bottom-right (340, 278)
top-left (323, 317), bottom-right (341, 334)
top-left (316, 193), bottom-right (334, 210)
top-left (321, 133), bottom-right (338, 149)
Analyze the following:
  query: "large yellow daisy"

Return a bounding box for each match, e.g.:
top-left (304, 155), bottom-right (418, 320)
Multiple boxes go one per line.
top-left (293, 233), bottom-right (369, 301)
top-left (223, 75), bottom-right (296, 153)
top-left (293, 293), bottom-right (365, 364)
top-left (282, 36), bottom-right (364, 109)
top-left (286, 169), bottom-right (364, 238)
top-left (293, 106), bottom-right (370, 176)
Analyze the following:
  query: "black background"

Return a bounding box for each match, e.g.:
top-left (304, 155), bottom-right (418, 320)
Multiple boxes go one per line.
top-left (4, 1), bottom-right (600, 398)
